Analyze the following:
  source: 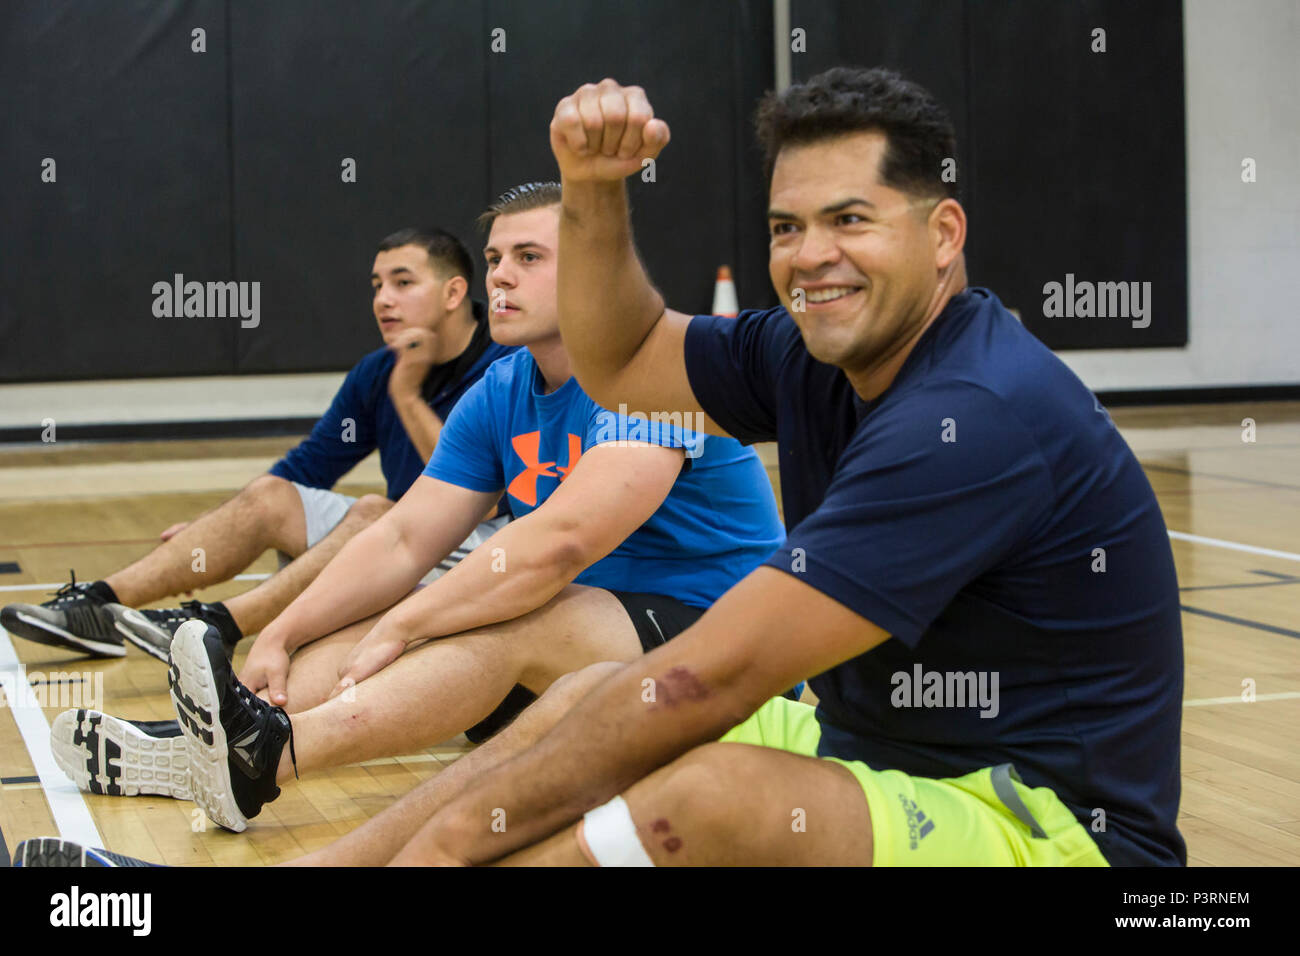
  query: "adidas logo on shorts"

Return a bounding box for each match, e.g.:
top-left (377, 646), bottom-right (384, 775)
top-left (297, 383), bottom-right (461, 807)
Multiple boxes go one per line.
top-left (899, 794), bottom-right (936, 850)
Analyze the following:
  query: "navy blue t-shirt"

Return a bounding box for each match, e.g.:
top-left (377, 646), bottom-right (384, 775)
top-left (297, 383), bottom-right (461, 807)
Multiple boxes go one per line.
top-left (685, 288), bottom-right (1186, 867)
top-left (271, 306), bottom-right (516, 501)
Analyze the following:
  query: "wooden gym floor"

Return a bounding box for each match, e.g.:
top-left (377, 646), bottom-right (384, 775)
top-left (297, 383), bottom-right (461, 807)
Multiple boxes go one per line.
top-left (1, 401), bottom-right (1298, 866)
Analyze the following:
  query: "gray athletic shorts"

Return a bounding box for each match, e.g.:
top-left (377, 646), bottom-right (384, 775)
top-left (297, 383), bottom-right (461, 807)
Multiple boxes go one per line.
top-left (281, 481), bottom-right (509, 582)
top-left (291, 482), bottom-right (357, 551)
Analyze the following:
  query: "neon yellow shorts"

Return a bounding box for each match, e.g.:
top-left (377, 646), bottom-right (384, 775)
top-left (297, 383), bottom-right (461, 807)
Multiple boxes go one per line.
top-left (719, 695), bottom-right (1108, 867)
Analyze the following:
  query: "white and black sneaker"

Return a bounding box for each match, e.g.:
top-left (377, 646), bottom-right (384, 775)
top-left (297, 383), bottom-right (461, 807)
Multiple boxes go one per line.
top-left (168, 619), bottom-right (295, 832)
top-left (12, 837), bottom-right (157, 867)
top-left (0, 572), bottom-right (125, 658)
top-left (109, 599), bottom-right (242, 663)
top-left (50, 709), bottom-right (190, 800)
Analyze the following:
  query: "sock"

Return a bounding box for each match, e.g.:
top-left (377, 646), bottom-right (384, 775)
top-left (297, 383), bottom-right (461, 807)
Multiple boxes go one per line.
top-left (201, 601), bottom-right (244, 648)
top-left (88, 580), bottom-right (118, 604)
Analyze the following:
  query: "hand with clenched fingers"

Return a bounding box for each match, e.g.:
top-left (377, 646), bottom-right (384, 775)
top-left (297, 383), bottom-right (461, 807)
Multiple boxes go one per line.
top-left (549, 78), bottom-right (671, 182)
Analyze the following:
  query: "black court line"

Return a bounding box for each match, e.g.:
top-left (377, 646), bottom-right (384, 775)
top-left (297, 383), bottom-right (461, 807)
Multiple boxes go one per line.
top-left (1181, 568), bottom-right (1299, 593)
top-left (1, 776), bottom-right (39, 785)
top-left (1180, 605), bottom-right (1300, 640)
top-left (27, 677), bottom-right (85, 687)
top-left (1251, 569), bottom-right (1300, 581)
top-left (1181, 579), bottom-right (1300, 592)
top-left (1098, 384), bottom-right (1300, 405)
top-left (1141, 462), bottom-right (1300, 493)
top-left (0, 417), bottom-right (317, 444)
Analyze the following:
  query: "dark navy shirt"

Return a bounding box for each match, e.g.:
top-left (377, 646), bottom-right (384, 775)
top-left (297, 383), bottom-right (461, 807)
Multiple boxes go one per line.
top-left (271, 305), bottom-right (516, 501)
top-left (685, 288), bottom-right (1186, 867)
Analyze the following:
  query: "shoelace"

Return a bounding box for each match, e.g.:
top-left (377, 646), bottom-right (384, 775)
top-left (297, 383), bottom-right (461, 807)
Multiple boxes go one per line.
top-left (229, 676), bottom-right (298, 780)
top-left (48, 570), bottom-right (91, 607)
top-left (179, 599), bottom-right (206, 618)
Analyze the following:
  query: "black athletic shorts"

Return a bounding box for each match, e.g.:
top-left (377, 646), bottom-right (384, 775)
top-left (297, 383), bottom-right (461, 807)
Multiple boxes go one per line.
top-left (463, 590), bottom-right (706, 743)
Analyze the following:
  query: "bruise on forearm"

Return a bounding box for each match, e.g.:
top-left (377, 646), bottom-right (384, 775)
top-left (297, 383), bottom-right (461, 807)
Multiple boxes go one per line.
top-left (649, 665), bottom-right (712, 710)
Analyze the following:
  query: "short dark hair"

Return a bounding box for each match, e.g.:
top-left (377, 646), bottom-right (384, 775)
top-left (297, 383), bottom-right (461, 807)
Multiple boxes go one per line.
top-left (754, 67), bottom-right (958, 201)
top-left (477, 181), bottom-right (562, 231)
top-left (376, 227), bottom-right (473, 285)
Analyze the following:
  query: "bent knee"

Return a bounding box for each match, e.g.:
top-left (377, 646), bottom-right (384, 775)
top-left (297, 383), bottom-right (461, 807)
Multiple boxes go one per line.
top-left (639, 743), bottom-right (763, 825)
top-left (545, 660), bottom-right (625, 699)
top-left (346, 493), bottom-right (393, 522)
top-left (240, 474), bottom-right (303, 521)
top-left (243, 473), bottom-right (296, 503)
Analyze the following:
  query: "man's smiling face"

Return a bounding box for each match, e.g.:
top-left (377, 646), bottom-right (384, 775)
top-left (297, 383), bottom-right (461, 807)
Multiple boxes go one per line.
top-left (767, 130), bottom-right (943, 376)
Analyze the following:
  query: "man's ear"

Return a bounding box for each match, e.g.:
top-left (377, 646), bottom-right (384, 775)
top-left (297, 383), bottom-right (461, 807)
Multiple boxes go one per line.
top-left (930, 198), bottom-right (966, 272)
top-left (443, 274), bottom-right (469, 312)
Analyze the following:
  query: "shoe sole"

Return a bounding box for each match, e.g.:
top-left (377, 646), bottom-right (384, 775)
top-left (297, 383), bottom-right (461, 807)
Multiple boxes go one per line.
top-left (0, 606), bottom-right (126, 658)
top-left (106, 604), bottom-right (173, 662)
top-left (169, 622), bottom-right (248, 832)
top-left (13, 837), bottom-right (118, 867)
top-left (51, 709), bottom-right (190, 800)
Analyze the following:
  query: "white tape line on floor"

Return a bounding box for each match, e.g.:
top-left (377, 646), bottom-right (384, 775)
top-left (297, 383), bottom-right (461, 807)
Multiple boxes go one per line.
top-left (0, 627), bottom-right (103, 847)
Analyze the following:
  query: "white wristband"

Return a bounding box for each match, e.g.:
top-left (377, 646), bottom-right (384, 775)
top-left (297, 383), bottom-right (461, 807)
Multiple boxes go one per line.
top-left (579, 795), bottom-right (656, 867)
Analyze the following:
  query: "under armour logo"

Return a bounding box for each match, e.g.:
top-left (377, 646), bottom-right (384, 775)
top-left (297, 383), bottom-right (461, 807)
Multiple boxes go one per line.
top-left (507, 431), bottom-right (582, 506)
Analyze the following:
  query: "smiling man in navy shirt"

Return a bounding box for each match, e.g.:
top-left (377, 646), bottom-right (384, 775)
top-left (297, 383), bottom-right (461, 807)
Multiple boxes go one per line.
top-left (273, 68), bottom-right (1186, 868)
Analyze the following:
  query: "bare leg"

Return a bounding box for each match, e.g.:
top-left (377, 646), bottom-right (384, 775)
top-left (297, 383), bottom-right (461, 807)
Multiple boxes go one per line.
top-left (105, 474), bottom-right (307, 606)
top-left (277, 584), bottom-right (642, 781)
top-left (277, 613), bottom-right (389, 712)
top-left (286, 661), bottom-right (623, 866)
top-left (493, 742), bottom-right (874, 866)
top-left (222, 495), bottom-right (392, 636)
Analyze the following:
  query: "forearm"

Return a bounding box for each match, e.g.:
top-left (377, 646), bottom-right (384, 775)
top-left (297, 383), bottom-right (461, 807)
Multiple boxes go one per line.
top-left (557, 180), bottom-right (666, 391)
top-left (262, 515), bottom-right (428, 652)
top-left (390, 391), bottom-right (443, 463)
top-left (434, 636), bottom-right (760, 864)
top-left (385, 513), bottom-right (584, 644)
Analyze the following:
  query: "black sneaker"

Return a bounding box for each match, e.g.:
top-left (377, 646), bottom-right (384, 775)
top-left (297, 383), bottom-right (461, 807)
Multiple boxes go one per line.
top-left (0, 572), bottom-right (124, 658)
top-left (168, 619), bottom-right (295, 832)
top-left (51, 709), bottom-right (190, 800)
top-left (12, 837), bottom-right (158, 867)
top-left (108, 599), bottom-right (242, 663)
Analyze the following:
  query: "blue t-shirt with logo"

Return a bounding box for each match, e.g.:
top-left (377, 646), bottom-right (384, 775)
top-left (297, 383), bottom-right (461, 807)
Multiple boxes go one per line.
top-left (684, 288), bottom-right (1186, 867)
top-left (424, 349), bottom-right (784, 608)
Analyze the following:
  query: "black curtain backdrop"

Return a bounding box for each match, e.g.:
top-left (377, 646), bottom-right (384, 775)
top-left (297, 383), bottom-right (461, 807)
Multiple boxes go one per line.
top-left (1, 0), bottom-right (1185, 385)
top-left (1, 0), bottom-right (774, 382)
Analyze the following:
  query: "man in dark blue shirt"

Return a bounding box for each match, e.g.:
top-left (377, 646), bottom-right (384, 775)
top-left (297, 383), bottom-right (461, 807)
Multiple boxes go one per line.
top-left (1, 228), bottom-right (513, 664)
top-left (365, 69), bottom-right (1185, 867)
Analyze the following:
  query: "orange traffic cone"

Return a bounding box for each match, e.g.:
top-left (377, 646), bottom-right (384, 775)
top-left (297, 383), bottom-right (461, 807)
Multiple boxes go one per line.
top-left (712, 265), bottom-right (739, 317)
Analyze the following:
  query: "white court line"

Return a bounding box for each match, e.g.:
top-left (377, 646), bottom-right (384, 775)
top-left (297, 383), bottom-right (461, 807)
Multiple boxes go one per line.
top-left (0, 627), bottom-right (103, 847)
top-left (0, 532), bottom-right (1292, 596)
top-left (1167, 530), bottom-right (1300, 564)
top-left (0, 531), bottom-right (1293, 596)
top-left (1184, 691), bottom-right (1300, 707)
top-left (0, 571), bottom-right (271, 594)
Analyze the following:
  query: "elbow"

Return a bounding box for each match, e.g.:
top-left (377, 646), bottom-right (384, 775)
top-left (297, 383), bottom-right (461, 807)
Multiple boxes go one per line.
top-left (530, 530), bottom-right (593, 584)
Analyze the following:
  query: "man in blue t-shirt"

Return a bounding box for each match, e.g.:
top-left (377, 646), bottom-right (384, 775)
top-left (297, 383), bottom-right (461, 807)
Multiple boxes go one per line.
top-left (1, 228), bottom-right (513, 666)
top-left (354, 71), bottom-right (1186, 868)
top-left (80, 182), bottom-right (783, 834)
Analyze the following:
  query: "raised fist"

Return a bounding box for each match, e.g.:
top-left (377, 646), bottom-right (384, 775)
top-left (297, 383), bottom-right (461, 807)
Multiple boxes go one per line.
top-left (549, 78), bottom-right (671, 182)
